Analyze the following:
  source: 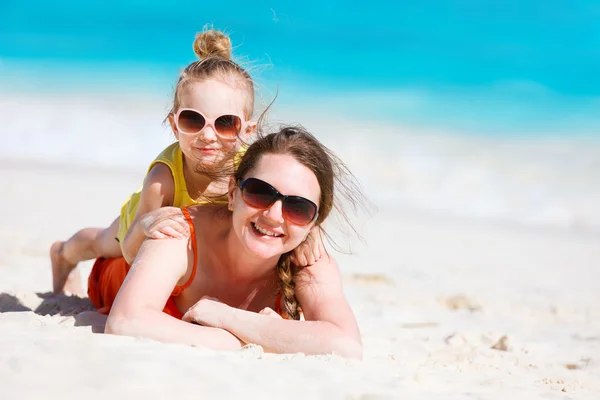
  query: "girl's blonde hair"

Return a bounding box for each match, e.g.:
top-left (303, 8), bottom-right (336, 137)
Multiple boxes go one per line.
top-left (168, 28), bottom-right (255, 120)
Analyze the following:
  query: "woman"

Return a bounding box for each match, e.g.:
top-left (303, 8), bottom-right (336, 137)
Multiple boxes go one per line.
top-left (104, 126), bottom-right (364, 359)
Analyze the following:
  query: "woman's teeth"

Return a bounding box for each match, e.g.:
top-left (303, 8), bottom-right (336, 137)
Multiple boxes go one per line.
top-left (253, 223), bottom-right (282, 237)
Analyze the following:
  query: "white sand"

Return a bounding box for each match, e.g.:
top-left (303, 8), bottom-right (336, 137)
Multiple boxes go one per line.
top-left (0, 160), bottom-right (599, 399)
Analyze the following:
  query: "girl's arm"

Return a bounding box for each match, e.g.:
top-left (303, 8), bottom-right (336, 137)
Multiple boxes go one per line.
top-left (185, 256), bottom-right (363, 358)
top-left (121, 164), bottom-right (175, 264)
top-left (290, 226), bottom-right (326, 266)
top-left (106, 237), bottom-right (242, 350)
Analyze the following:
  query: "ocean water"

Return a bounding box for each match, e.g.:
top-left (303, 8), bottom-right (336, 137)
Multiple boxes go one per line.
top-left (1, 1), bottom-right (599, 232)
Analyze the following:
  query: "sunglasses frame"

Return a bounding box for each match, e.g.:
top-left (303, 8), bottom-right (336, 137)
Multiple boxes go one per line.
top-left (173, 108), bottom-right (246, 141)
top-left (238, 177), bottom-right (319, 226)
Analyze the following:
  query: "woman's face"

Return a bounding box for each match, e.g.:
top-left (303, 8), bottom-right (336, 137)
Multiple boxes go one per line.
top-left (229, 153), bottom-right (321, 261)
top-left (169, 79), bottom-right (253, 170)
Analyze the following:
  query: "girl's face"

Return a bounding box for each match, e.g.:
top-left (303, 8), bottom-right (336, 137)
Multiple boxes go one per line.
top-left (169, 79), bottom-right (254, 170)
top-left (228, 153), bottom-right (321, 261)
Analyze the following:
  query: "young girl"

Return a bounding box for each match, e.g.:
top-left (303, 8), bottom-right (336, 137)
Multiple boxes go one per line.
top-left (51, 28), bottom-right (323, 296)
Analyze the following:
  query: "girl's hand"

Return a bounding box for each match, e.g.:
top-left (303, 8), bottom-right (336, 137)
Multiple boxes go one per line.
top-left (140, 207), bottom-right (189, 240)
top-left (290, 227), bottom-right (325, 267)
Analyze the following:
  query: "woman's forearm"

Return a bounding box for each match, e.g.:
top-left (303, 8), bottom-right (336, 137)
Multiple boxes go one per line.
top-left (222, 309), bottom-right (362, 359)
top-left (106, 309), bottom-right (243, 351)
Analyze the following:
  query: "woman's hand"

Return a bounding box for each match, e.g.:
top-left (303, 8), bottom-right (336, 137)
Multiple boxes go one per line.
top-left (140, 207), bottom-right (189, 239)
top-left (183, 298), bottom-right (284, 328)
top-left (182, 296), bottom-right (231, 328)
top-left (259, 307), bottom-right (283, 319)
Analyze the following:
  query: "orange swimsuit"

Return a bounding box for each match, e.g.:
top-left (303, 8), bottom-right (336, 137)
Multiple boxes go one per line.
top-left (88, 208), bottom-right (283, 319)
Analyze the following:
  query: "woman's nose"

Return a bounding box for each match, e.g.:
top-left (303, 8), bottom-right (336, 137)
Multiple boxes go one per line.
top-left (263, 200), bottom-right (285, 223)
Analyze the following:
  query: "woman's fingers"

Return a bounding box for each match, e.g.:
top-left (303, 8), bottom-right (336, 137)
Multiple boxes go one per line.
top-left (259, 307), bottom-right (282, 319)
top-left (201, 295), bottom-right (221, 302)
top-left (182, 310), bottom-right (195, 323)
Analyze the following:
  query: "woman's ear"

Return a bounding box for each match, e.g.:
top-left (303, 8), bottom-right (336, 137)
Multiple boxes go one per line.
top-left (227, 176), bottom-right (238, 211)
top-left (168, 114), bottom-right (179, 140)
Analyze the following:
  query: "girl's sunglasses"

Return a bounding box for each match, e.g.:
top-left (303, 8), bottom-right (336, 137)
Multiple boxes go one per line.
top-left (174, 108), bottom-right (243, 140)
top-left (239, 178), bottom-right (319, 226)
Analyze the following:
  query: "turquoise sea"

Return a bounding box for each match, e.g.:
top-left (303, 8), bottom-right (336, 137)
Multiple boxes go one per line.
top-left (2, 0), bottom-right (600, 135)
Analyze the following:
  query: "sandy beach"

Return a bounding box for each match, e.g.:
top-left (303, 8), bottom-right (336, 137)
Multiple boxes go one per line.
top-left (0, 158), bottom-right (598, 399)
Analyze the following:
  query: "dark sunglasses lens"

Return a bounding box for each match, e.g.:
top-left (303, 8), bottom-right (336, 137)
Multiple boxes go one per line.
top-left (241, 179), bottom-right (276, 209)
top-left (283, 197), bottom-right (317, 225)
top-left (178, 110), bottom-right (206, 133)
top-left (215, 115), bottom-right (242, 137)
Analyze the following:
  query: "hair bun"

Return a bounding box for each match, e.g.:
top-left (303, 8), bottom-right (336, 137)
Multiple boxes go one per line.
top-left (193, 29), bottom-right (232, 60)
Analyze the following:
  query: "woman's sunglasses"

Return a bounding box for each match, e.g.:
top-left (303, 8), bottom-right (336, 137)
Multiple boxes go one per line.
top-left (239, 178), bottom-right (319, 226)
top-left (174, 108), bottom-right (244, 140)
